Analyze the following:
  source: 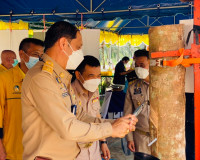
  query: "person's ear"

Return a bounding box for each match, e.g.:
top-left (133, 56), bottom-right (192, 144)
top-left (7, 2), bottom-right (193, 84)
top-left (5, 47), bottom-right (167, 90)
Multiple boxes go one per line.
top-left (59, 37), bottom-right (67, 51)
top-left (19, 50), bottom-right (27, 62)
top-left (19, 50), bottom-right (23, 59)
top-left (75, 71), bottom-right (80, 80)
top-left (75, 71), bottom-right (84, 83)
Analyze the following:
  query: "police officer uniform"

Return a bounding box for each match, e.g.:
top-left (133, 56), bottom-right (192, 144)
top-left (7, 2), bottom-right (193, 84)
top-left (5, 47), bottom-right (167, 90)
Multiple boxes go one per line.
top-left (124, 79), bottom-right (150, 154)
top-left (21, 54), bottom-right (113, 160)
top-left (0, 64), bottom-right (24, 160)
top-left (72, 79), bottom-right (102, 160)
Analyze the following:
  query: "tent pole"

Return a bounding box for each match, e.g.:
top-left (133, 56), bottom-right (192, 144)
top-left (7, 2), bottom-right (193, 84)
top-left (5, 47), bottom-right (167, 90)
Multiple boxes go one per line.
top-left (137, 18), bottom-right (147, 26)
top-left (93, 0), bottom-right (107, 12)
top-left (90, 0), bottom-right (93, 12)
top-left (75, 0), bottom-right (89, 12)
top-left (117, 20), bottom-right (133, 33)
top-left (0, 4), bottom-right (193, 17)
top-left (174, 15), bottom-right (176, 24)
top-left (193, 0), bottom-right (200, 159)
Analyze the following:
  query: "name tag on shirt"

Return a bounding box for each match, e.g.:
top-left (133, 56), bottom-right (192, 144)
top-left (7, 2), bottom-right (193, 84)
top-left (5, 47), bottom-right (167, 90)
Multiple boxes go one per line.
top-left (60, 87), bottom-right (69, 97)
top-left (134, 88), bottom-right (141, 95)
top-left (62, 92), bottom-right (69, 97)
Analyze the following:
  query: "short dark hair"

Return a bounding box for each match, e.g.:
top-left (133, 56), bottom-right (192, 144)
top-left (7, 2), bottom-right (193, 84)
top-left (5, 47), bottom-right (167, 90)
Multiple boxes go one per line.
top-left (44, 21), bottom-right (79, 52)
top-left (134, 49), bottom-right (149, 59)
top-left (122, 56), bottom-right (130, 61)
top-left (19, 38), bottom-right (44, 52)
top-left (1, 50), bottom-right (15, 54)
top-left (76, 55), bottom-right (100, 74)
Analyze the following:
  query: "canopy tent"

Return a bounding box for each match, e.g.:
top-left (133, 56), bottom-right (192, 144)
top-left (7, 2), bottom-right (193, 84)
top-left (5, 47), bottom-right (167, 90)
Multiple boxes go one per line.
top-left (0, 0), bottom-right (193, 34)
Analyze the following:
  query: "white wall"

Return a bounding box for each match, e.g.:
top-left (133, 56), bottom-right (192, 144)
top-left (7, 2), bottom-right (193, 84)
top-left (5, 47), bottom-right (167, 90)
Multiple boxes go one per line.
top-left (0, 30), bottom-right (28, 63)
top-left (180, 19), bottom-right (194, 93)
top-left (33, 30), bottom-right (46, 41)
top-left (0, 29), bottom-right (100, 63)
top-left (80, 29), bottom-right (100, 59)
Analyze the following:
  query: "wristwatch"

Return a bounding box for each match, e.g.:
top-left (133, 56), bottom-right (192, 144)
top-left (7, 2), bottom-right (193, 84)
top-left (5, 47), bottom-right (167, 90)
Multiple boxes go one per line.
top-left (100, 140), bottom-right (108, 145)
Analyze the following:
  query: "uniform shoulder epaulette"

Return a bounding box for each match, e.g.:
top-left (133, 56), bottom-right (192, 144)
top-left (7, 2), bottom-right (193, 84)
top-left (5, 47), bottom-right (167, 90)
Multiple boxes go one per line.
top-left (42, 60), bottom-right (53, 75)
top-left (128, 79), bottom-right (137, 85)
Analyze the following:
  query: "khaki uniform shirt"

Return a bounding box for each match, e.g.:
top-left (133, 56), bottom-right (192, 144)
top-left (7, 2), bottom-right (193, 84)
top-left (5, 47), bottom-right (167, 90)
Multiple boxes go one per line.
top-left (124, 79), bottom-right (150, 141)
top-left (21, 54), bottom-right (112, 160)
top-left (0, 64), bottom-right (24, 160)
top-left (0, 64), bottom-right (8, 72)
top-left (72, 79), bottom-right (101, 160)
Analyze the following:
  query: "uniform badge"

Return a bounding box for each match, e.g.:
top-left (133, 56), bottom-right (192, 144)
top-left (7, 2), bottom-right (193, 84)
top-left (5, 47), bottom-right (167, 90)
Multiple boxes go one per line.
top-left (92, 97), bottom-right (99, 103)
top-left (84, 142), bottom-right (93, 148)
top-left (13, 85), bottom-right (20, 92)
top-left (60, 87), bottom-right (68, 97)
top-left (56, 76), bottom-right (62, 84)
top-left (72, 94), bottom-right (76, 100)
top-left (62, 92), bottom-right (68, 97)
top-left (59, 72), bottom-right (65, 78)
top-left (42, 60), bottom-right (53, 75)
top-left (137, 101), bottom-right (141, 106)
top-left (134, 88), bottom-right (141, 94)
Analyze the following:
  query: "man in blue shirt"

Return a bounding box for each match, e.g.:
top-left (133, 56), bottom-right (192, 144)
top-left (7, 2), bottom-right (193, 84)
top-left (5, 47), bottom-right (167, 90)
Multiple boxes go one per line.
top-left (113, 57), bottom-right (132, 85)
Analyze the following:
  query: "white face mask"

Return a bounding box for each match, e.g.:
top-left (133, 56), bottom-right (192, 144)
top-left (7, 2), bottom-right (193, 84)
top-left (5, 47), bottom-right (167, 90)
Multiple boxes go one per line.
top-left (135, 67), bottom-right (149, 79)
top-left (83, 79), bottom-right (101, 92)
top-left (63, 42), bottom-right (84, 70)
top-left (80, 74), bottom-right (101, 92)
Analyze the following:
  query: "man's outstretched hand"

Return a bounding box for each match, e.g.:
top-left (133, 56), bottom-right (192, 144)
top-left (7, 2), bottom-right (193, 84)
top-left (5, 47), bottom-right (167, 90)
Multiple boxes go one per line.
top-left (111, 114), bottom-right (138, 138)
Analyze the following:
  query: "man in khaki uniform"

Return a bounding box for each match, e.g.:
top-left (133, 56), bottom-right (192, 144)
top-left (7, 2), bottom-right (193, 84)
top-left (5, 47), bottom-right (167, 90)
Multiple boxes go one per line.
top-left (21, 21), bottom-right (138, 160)
top-left (72, 56), bottom-right (110, 160)
top-left (0, 50), bottom-right (17, 72)
top-left (0, 38), bottom-right (44, 160)
top-left (124, 49), bottom-right (150, 154)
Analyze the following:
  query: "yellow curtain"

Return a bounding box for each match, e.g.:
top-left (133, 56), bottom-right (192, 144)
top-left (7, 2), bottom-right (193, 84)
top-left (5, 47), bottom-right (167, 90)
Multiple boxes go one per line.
top-left (0, 20), bottom-right (149, 46)
top-left (100, 31), bottom-right (149, 46)
top-left (130, 35), bottom-right (149, 46)
top-left (0, 20), bottom-right (28, 30)
top-left (100, 31), bottom-right (119, 44)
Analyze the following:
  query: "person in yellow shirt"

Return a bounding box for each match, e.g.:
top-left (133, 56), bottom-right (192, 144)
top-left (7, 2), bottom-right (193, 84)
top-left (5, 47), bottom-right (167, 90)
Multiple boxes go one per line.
top-left (0, 38), bottom-right (44, 160)
top-left (0, 50), bottom-right (17, 72)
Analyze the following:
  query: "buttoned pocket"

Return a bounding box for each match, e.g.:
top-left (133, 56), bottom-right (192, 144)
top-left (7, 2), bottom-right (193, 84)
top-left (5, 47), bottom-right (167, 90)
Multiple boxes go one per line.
top-left (132, 94), bottom-right (145, 108)
top-left (89, 102), bottom-right (100, 117)
top-left (92, 104), bottom-right (100, 111)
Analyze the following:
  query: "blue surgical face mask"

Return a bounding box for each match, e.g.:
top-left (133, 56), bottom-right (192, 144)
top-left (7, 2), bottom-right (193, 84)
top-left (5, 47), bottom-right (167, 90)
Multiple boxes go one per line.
top-left (12, 59), bottom-right (18, 67)
top-left (25, 56), bottom-right (39, 69)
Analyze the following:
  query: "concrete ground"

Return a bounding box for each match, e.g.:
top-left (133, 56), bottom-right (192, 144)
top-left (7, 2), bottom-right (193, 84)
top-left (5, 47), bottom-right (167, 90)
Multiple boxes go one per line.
top-left (100, 95), bottom-right (134, 160)
top-left (107, 137), bottom-right (134, 160)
